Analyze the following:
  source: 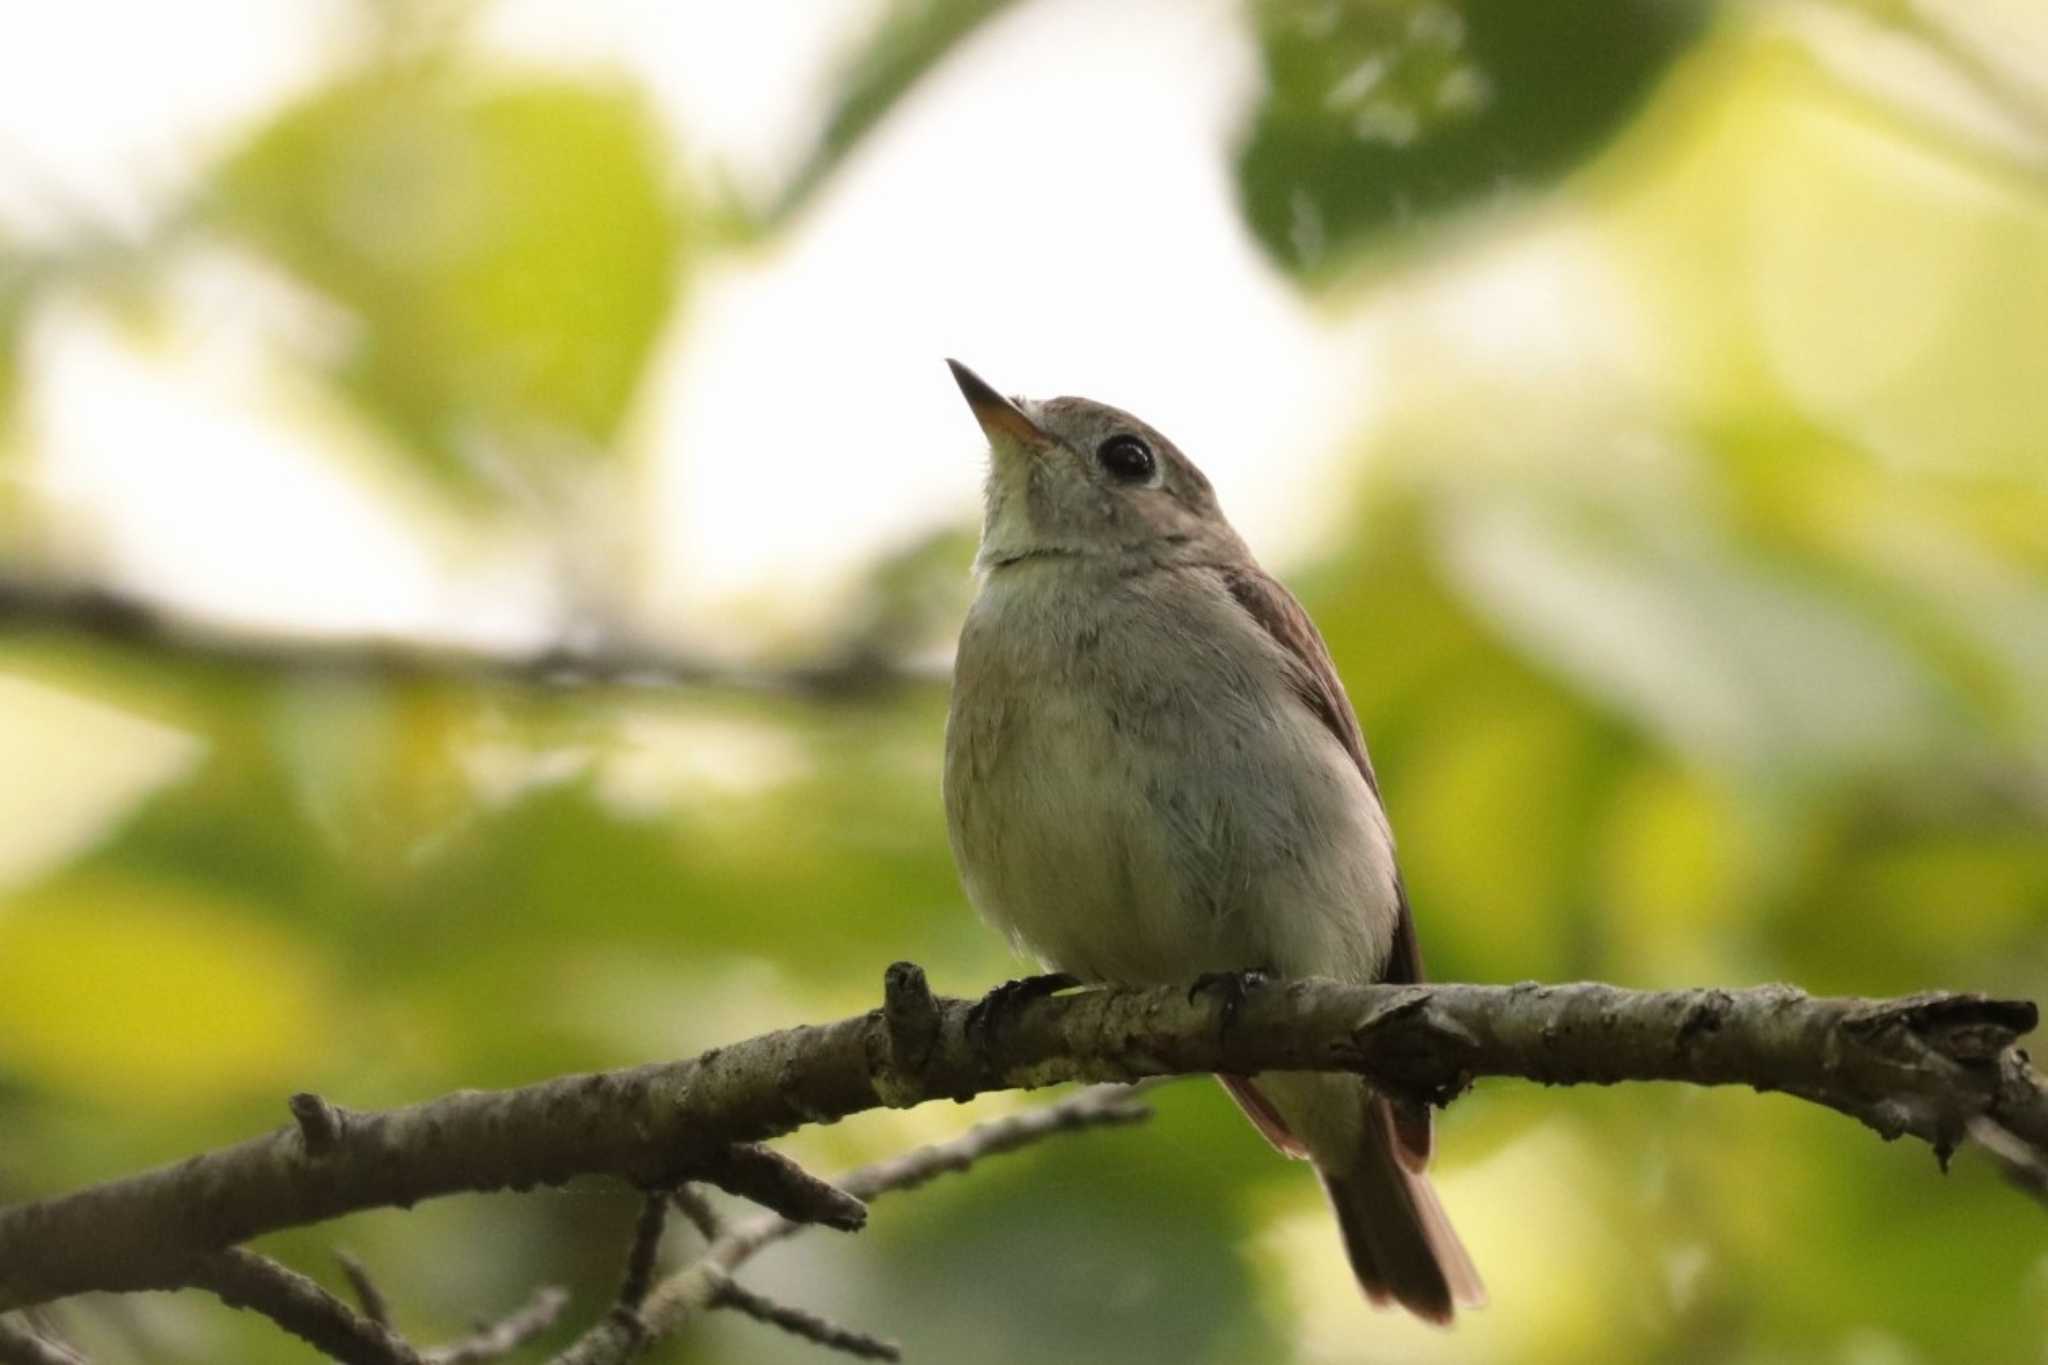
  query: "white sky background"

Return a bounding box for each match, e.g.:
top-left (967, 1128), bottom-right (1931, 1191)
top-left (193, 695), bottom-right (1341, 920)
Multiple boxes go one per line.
top-left (589, 0), bottom-right (1377, 617)
top-left (0, 1), bottom-right (2035, 653)
top-left (0, 0), bottom-right (1394, 651)
top-left (97, 0), bottom-right (2048, 667)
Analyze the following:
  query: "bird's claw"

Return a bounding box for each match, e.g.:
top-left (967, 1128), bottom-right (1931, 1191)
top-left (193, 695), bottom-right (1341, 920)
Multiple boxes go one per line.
top-left (1189, 968), bottom-right (1272, 1039)
top-left (966, 972), bottom-right (1081, 1047)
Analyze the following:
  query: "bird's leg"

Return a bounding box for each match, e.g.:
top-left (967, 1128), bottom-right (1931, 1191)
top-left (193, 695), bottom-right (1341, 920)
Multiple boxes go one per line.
top-left (965, 972), bottom-right (1082, 1046)
top-left (1189, 967), bottom-right (1273, 1039)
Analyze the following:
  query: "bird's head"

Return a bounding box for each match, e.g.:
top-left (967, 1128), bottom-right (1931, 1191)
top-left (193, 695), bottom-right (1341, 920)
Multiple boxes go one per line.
top-left (947, 360), bottom-right (1243, 574)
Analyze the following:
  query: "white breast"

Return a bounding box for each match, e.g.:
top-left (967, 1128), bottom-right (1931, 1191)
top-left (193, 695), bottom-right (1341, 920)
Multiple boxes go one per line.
top-left (943, 562), bottom-right (1399, 987)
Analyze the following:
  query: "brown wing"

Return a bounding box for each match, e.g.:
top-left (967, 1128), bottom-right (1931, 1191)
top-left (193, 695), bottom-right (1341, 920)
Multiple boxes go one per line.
top-left (1218, 567), bottom-right (1381, 797)
top-left (1220, 566), bottom-right (1434, 1166)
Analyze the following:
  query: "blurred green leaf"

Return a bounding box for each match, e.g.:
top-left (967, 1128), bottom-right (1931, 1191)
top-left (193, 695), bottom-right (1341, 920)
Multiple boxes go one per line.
top-left (1600, 26), bottom-right (2048, 480)
top-left (1676, 1085), bottom-right (2043, 1360)
top-left (771, 0), bottom-right (1027, 224)
top-left (0, 873), bottom-right (333, 1105)
top-left (1236, 0), bottom-right (1710, 278)
top-left (1435, 490), bottom-right (1960, 780)
top-left (269, 678), bottom-right (480, 879)
top-left (1596, 765), bottom-right (1751, 982)
top-left (216, 63), bottom-right (689, 498)
top-left (1396, 676), bottom-right (1620, 981)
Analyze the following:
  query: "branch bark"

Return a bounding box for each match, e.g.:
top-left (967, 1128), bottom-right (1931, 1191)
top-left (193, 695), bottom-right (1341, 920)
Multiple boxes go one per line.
top-left (1, 971), bottom-right (2040, 1316)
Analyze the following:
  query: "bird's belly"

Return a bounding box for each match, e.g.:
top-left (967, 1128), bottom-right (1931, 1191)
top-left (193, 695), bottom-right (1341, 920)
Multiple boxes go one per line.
top-left (948, 686), bottom-right (1396, 988)
top-left (957, 705), bottom-right (1210, 983)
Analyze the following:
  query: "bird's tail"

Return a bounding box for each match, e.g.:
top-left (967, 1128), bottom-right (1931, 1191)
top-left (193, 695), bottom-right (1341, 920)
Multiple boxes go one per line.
top-left (1232, 1073), bottom-right (1484, 1325)
top-left (1318, 1095), bottom-right (1485, 1325)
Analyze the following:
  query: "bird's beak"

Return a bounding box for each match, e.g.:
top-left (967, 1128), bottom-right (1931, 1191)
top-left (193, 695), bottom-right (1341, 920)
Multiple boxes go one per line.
top-left (947, 359), bottom-right (1047, 452)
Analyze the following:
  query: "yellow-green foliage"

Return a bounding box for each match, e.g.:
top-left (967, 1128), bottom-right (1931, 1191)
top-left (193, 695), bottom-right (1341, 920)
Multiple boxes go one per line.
top-left (2, 4), bottom-right (2043, 1362)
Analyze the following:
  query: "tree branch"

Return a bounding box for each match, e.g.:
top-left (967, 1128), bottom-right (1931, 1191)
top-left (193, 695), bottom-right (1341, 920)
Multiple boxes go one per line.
top-left (0, 575), bottom-right (929, 699)
top-left (2, 973), bottom-right (2041, 1316)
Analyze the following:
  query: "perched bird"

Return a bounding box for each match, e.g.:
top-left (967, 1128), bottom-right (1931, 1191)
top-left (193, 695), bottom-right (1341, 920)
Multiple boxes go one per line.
top-left (941, 361), bottom-right (1483, 1324)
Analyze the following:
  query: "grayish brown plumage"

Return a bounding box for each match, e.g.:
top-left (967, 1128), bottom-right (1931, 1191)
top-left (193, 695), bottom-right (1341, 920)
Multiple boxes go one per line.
top-left (941, 361), bottom-right (1483, 1323)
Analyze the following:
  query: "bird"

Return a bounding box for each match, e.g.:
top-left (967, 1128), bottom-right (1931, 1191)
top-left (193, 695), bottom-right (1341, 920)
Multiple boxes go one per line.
top-left (940, 360), bottom-right (1483, 1324)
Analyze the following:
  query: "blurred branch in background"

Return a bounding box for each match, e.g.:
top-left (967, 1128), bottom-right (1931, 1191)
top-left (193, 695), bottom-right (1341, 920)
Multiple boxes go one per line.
top-left (0, 574), bottom-right (939, 700)
top-left (0, 970), bottom-right (2041, 1363)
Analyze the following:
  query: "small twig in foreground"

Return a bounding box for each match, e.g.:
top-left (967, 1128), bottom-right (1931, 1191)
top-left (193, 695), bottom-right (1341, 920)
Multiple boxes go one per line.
top-left (335, 1251), bottom-right (393, 1329)
top-left (420, 1287), bottom-right (570, 1365)
top-left (714, 1280), bottom-right (899, 1362)
top-left (1969, 1115), bottom-right (2048, 1210)
top-left (839, 1082), bottom-right (1157, 1204)
top-left (0, 1316), bottom-right (86, 1365)
top-left (670, 1188), bottom-right (723, 1242)
top-left (617, 1196), bottom-right (668, 1310)
top-left (696, 1146), bottom-right (867, 1231)
top-left (546, 1084), bottom-right (1151, 1365)
top-left (185, 1249), bottom-right (418, 1365)
top-left (290, 1093), bottom-right (346, 1159)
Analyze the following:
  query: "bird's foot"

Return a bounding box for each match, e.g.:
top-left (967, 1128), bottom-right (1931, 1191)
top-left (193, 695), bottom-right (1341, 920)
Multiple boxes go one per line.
top-left (1189, 968), bottom-right (1273, 1039)
top-left (966, 972), bottom-right (1081, 1047)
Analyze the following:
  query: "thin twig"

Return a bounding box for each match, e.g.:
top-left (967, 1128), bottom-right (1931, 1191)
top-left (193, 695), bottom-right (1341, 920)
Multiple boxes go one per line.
top-left (696, 1147), bottom-right (867, 1231)
top-left (669, 1188), bottom-right (722, 1242)
top-left (0, 1317), bottom-right (86, 1365)
top-left (876, 961), bottom-right (942, 1101)
top-left (183, 1249), bottom-right (419, 1365)
top-left (291, 1093), bottom-right (345, 1158)
top-left (1968, 1115), bottom-right (2048, 1210)
top-left (547, 1084), bottom-right (1150, 1365)
top-left (713, 1280), bottom-right (900, 1362)
top-left (617, 1196), bottom-right (668, 1310)
top-left (335, 1251), bottom-right (393, 1329)
top-left (420, 1287), bottom-right (570, 1365)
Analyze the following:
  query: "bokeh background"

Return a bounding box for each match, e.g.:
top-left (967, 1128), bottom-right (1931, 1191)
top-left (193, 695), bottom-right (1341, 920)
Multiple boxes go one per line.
top-left (3, 0), bottom-right (2046, 1361)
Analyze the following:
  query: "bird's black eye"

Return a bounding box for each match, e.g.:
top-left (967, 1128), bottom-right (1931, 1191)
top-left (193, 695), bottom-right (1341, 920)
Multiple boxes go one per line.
top-left (1095, 434), bottom-right (1155, 483)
